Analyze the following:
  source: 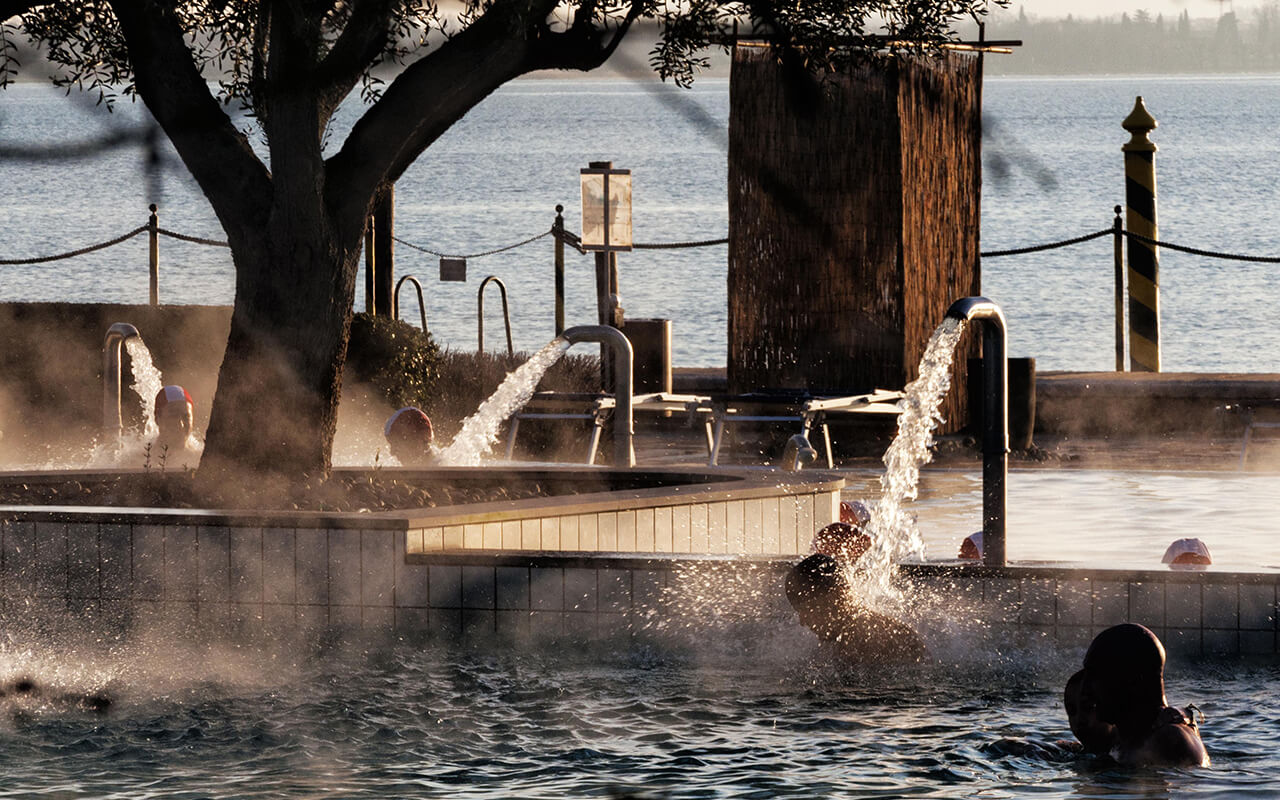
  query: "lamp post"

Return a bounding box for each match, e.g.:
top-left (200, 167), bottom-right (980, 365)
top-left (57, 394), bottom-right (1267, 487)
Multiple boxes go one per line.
top-left (580, 161), bottom-right (633, 390)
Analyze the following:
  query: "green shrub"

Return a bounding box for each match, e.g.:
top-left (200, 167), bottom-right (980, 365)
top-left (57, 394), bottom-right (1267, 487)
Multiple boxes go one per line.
top-left (345, 312), bottom-right (441, 409)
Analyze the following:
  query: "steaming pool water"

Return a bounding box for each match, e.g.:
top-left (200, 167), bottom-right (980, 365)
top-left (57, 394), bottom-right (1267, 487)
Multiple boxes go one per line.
top-left (0, 640), bottom-right (1276, 799)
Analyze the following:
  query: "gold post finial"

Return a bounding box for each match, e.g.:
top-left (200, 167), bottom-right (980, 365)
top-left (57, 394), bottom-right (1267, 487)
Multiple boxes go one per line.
top-left (1122, 96), bottom-right (1158, 153)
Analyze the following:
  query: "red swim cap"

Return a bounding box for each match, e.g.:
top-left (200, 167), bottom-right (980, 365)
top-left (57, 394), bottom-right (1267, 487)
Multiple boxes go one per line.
top-left (958, 532), bottom-right (983, 560)
top-left (154, 385), bottom-right (193, 418)
top-left (1161, 538), bottom-right (1212, 567)
top-left (384, 406), bottom-right (434, 444)
top-left (839, 500), bottom-right (872, 529)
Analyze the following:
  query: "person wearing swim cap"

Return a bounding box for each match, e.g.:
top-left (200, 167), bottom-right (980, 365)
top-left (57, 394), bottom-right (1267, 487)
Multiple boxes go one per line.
top-left (384, 406), bottom-right (435, 467)
top-left (784, 552), bottom-right (927, 663)
top-left (1162, 538), bottom-right (1212, 569)
top-left (1071, 623), bottom-right (1209, 766)
top-left (812, 500), bottom-right (874, 562)
top-left (153, 385), bottom-right (197, 458)
top-left (839, 499), bottom-right (871, 528)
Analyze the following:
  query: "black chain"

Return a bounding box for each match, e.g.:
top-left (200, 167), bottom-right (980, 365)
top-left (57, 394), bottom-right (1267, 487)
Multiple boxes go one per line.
top-left (980, 229), bottom-right (1112, 258)
top-left (633, 237), bottom-right (729, 249)
top-left (156, 227), bottom-right (230, 247)
top-left (1123, 230), bottom-right (1280, 264)
top-left (0, 226), bottom-right (148, 265)
top-left (394, 229), bottom-right (552, 260)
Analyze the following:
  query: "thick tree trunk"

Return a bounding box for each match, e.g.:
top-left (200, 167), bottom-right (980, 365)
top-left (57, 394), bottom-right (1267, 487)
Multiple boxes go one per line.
top-left (196, 215), bottom-right (361, 503)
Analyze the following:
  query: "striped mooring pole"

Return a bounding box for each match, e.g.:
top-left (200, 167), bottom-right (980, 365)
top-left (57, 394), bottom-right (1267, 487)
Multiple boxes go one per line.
top-left (1122, 96), bottom-right (1160, 372)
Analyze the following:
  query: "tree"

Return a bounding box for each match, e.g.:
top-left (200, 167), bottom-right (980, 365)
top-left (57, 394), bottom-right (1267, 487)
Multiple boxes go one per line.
top-left (1, 0), bottom-right (998, 500)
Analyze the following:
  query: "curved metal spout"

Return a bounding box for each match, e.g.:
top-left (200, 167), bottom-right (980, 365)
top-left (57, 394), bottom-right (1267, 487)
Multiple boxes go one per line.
top-left (103, 322), bottom-right (141, 440)
top-left (561, 325), bottom-right (634, 467)
top-left (945, 297), bottom-right (1009, 567)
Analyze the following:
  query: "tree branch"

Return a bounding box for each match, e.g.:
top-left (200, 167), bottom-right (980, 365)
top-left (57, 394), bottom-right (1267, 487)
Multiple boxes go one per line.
top-left (107, 0), bottom-right (270, 239)
top-left (314, 0), bottom-right (398, 115)
top-left (323, 5), bottom-right (552, 240)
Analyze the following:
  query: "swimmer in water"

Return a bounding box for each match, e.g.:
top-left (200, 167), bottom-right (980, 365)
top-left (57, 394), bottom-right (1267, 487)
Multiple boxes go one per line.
top-left (154, 385), bottom-right (199, 461)
top-left (1072, 623), bottom-right (1209, 767)
top-left (384, 406), bottom-right (436, 467)
top-left (0, 676), bottom-right (111, 715)
top-left (784, 552), bottom-right (927, 663)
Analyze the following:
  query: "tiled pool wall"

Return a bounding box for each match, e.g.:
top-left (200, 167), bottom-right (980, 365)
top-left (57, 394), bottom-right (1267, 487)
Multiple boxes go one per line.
top-left (0, 510), bottom-right (1276, 659)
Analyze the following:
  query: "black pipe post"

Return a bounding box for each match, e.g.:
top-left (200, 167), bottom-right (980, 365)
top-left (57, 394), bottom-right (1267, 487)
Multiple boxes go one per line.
top-left (554, 205), bottom-right (566, 336)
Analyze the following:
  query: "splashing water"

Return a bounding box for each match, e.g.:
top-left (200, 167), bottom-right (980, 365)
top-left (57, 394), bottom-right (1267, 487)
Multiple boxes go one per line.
top-left (125, 337), bottom-right (165, 439)
top-left (853, 317), bottom-right (966, 609)
top-left (436, 338), bottom-right (572, 466)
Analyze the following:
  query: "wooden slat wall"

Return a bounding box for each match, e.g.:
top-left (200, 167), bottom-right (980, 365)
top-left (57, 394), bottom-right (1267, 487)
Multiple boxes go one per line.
top-left (727, 46), bottom-right (981, 431)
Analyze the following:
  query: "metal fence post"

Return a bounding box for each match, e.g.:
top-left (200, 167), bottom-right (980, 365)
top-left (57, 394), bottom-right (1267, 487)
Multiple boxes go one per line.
top-left (148, 204), bottom-right (159, 306)
top-left (1123, 96), bottom-right (1160, 372)
top-left (554, 205), bottom-right (565, 336)
top-left (1112, 205), bottom-right (1125, 371)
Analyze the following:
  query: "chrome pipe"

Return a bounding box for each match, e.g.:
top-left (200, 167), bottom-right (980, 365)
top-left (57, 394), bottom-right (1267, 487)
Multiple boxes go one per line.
top-left (945, 297), bottom-right (1009, 567)
top-left (103, 322), bottom-right (141, 440)
top-left (561, 325), bottom-right (634, 467)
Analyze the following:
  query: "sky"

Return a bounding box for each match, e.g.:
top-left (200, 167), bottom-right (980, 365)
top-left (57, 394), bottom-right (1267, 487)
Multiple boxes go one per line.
top-left (1008, 0), bottom-right (1269, 20)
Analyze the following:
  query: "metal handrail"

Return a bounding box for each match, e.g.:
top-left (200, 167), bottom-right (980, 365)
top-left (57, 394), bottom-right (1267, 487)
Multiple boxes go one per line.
top-left (477, 275), bottom-right (513, 357)
top-left (103, 322), bottom-right (141, 441)
top-left (394, 275), bottom-right (428, 332)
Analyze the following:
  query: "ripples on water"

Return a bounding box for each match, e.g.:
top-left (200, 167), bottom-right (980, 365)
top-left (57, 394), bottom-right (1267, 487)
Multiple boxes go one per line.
top-left (0, 636), bottom-right (1273, 799)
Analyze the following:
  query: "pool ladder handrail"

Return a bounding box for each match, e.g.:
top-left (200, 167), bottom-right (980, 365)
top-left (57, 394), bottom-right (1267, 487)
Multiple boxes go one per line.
top-left (944, 296), bottom-right (1009, 568)
top-left (560, 325), bottom-right (634, 468)
top-left (478, 275), bottom-right (513, 357)
top-left (103, 322), bottom-right (141, 441)
top-left (394, 275), bottom-right (428, 332)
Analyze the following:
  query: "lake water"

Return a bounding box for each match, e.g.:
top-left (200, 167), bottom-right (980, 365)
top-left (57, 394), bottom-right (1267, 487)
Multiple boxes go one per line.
top-left (2, 73), bottom-right (1279, 371)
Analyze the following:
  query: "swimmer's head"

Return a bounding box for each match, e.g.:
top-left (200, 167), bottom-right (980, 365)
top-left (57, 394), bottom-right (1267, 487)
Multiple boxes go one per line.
top-left (384, 406), bottom-right (434, 466)
top-left (785, 553), bottom-right (855, 638)
top-left (1162, 538), bottom-right (1212, 569)
top-left (1082, 623), bottom-right (1168, 726)
top-left (839, 500), bottom-right (871, 529)
top-left (1064, 669), bottom-right (1117, 755)
top-left (154, 385), bottom-right (194, 448)
top-left (958, 531), bottom-right (983, 560)
top-left (811, 522), bottom-right (873, 563)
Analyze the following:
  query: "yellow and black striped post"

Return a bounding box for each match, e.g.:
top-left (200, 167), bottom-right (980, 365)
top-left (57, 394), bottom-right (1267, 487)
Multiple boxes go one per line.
top-left (1122, 96), bottom-right (1160, 372)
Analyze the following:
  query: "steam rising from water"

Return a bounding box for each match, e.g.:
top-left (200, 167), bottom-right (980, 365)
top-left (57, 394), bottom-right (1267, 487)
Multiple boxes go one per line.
top-left (436, 337), bottom-right (572, 466)
top-left (855, 317), bottom-right (966, 610)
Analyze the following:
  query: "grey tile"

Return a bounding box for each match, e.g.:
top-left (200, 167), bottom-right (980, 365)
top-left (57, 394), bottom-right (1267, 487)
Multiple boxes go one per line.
top-left (1202, 584), bottom-right (1238, 630)
top-left (495, 610), bottom-right (529, 638)
top-left (1164, 628), bottom-right (1202, 660)
top-left (163, 526), bottom-right (198, 604)
top-left (1092, 581), bottom-right (1129, 627)
top-left (229, 528), bottom-right (263, 604)
top-left (67, 524), bottom-right (99, 600)
top-left (397, 564), bottom-right (430, 608)
top-left (1129, 581), bottom-right (1165, 628)
top-left (1057, 580), bottom-right (1092, 627)
top-left (461, 566), bottom-right (496, 609)
top-left (463, 609), bottom-right (497, 638)
top-left (197, 527), bottom-right (230, 605)
top-left (395, 607), bottom-right (431, 632)
top-left (565, 568), bottom-right (597, 612)
top-left (529, 610), bottom-right (563, 639)
top-left (564, 611), bottom-right (598, 644)
top-left (34, 522), bottom-right (68, 598)
top-left (428, 565), bottom-right (462, 608)
top-left (429, 608), bottom-right (462, 640)
top-left (1241, 630), bottom-right (1276, 655)
top-left (327, 530), bottom-right (362, 607)
top-left (294, 529), bottom-right (329, 607)
top-left (228, 603), bottom-right (264, 637)
top-left (1166, 583), bottom-right (1202, 629)
top-left (1056, 625), bottom-right (1093, 651)
top-left (531, 568), bottom-right (564, 611)
top-left (198, 602), bottom-right (232, 636)
top-left (362, 532), bottom-right (395, 607)
top-left (982, 579), bottom-right (1021, 624)
top-left (2, 521), bottom-right (35, 598)
top-left (263, 603), bottom-right (297, 635)
top-left (634, 570), bottom-right (666, 611)
top-left (99, 522), bottom-right (131, 596)
top-left (363, 607), bottom-right (393, 632)
top-left (330, 605), bottom-right (362, 631)
top-left (262, 528), bottom-right (296, 605)
top-left (1020, 578), bottom-right (1056, 625)
top-left (496, 567), bottom-right (529, 610)
top-left (1239, 584), bottom-right (1276, 631)
top-left (135, 524), bottom-right (166, 599)
top-left (1203, 629), bottom-right (1239, 656)
top-left (600, 569), bottom-right (632, 612)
